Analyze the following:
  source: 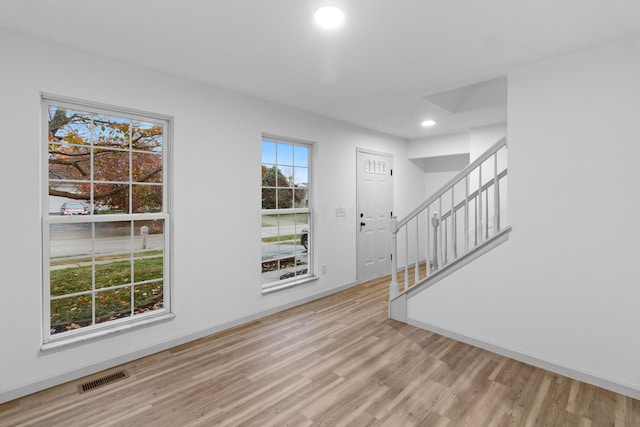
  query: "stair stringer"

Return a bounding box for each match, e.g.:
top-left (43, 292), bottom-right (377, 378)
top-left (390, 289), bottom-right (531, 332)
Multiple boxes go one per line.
top-left (389, 226), bottom-right (512, 322)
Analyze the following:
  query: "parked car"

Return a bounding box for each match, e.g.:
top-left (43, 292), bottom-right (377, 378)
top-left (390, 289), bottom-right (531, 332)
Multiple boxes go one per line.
top-left (301, 228), bottom-right (308, 250)
top-left (60, 202), bottom-right (88, 215)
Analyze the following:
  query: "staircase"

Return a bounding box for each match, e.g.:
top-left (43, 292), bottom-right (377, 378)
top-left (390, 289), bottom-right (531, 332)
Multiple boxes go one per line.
top-left (389, 138), bottom-right (512, 322)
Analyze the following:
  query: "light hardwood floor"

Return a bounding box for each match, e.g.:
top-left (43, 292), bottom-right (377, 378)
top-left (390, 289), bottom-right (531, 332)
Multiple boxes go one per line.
top-left (2, 274), bottom-right (639, 426)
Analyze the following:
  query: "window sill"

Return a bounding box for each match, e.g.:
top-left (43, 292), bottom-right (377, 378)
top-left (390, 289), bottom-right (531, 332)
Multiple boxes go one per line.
top-left (41, 312), bottom-right (175, 352)
top-left (262, 275), bottom-right (319, 295)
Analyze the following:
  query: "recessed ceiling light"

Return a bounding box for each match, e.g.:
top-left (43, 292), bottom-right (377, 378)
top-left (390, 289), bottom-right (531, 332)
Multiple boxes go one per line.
top-left (314, 6), bottom-right (345, 29)
top-left (421, 120), bottom-right (436, 127)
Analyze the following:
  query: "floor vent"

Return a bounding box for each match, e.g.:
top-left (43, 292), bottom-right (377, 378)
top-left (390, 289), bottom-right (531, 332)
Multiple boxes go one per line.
top-left (78, 370), bottom-right (129, 394)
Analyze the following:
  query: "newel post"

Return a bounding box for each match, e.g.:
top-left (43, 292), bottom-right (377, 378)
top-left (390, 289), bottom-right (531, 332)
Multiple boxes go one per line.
top-left (431, 212), bottom-right (440, 270)
top-left (390, 216), bottom-right (399, 298)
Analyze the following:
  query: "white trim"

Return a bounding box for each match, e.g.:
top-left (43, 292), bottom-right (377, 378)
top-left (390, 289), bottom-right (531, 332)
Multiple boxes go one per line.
top-left (45, 212), bottom-right (167, 224)
top-left (262, 275), bottom-right (319, 294)
top-left (42, 215), bottom-right (171, 344)
top-left (41, 92), bottom-right (172, 124)
top-left (41, 312), bottom-right (175, 351)
top-left (260, 208), bottom-right (310, 215)
top-left (0, 280), bottom-right (359, 404)
top-left (390, 226), bottom-right (512, 301)
top-left (260, 135), bottom-right (315, 291)
top-left (355, 148), bottom-right (394, 282)
top-left (407, 318), bottom-right (640, 401)
top-left (262, 132), bottom-right (316, 147)
top-left (389, 293), bottom-right (406, 321)
top-left (41, 94), bottom-right (173, 346)
top-left (356, 146), bottom-right (395, 157)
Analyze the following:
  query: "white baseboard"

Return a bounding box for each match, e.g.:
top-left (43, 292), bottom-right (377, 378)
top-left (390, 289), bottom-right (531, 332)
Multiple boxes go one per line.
top-left (407, 318), bottom-right (640, 401)
top-left (0, 280), bottom-right (359, 404)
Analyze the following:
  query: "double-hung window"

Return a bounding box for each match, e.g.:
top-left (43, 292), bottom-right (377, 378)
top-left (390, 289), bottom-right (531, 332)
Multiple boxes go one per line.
top-left (261, 135), bottom-right (314, 292)
top-left (42, 94), bottom-right (172, 346)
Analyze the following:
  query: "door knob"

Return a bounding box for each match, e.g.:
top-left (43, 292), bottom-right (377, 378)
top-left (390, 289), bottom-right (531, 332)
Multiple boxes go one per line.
top-left (360, 222), bottom-right (366, 227)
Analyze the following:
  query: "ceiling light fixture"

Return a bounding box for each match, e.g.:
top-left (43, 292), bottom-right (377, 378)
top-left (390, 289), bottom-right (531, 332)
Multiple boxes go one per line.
top-left (421, 119), bottom-right (436, 127)
top-left (314, 6), bottom-right (345, 29)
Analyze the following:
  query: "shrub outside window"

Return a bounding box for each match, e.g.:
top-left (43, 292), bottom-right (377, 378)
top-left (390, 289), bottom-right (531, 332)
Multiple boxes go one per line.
top-left (42, 95), bottom-right (172, 345)
top-left (261, 136), bottom-right (313, 291)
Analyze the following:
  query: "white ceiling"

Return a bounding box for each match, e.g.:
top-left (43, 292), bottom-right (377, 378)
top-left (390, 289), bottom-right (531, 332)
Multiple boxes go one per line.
top-left (2, 0), bottom-right (640, 139)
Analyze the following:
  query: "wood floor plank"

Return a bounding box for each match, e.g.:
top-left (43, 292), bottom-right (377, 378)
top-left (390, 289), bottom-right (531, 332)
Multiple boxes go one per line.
top-left (2, 272), bottom-right (639, 426)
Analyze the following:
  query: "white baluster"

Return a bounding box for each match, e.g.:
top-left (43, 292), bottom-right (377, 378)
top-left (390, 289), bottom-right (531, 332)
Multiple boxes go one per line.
top-left (451, 186), bottom-right (457, 260)
top-left (485, 188), bottom-right (489, 240)
top-left (439, 197), bottom-right (444, 266)
top-left (464, 175), bottom-right (469, 253)
top-left (494, 153), bottom-right (500, 233)
top-left (444, 215), bottom-right (448, 265)
top-left (415, 217), bottom-right (419, 285)
top-left (390, 217), bottom-right (399, 297)
top-left (478, 165), bottom-right (483, 244)
top-left (474, 192), bottom-right (478, 247)
top-left (404, 225), bottom-right (409, 291)
top-left (426, 205), bottom-right (431, 276)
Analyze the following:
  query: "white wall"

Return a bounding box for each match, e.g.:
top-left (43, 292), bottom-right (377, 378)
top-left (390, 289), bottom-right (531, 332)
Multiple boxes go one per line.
top-left (469, 123), bottom-right (507, 161)
top-left (0, 28), bottom-right (424, 402)
top-left (408, 34), bottom-right (640, 397)
top-left (408, 132), bottom-right (470, 159)
top-left (407, 123), bottom-right (506, 199)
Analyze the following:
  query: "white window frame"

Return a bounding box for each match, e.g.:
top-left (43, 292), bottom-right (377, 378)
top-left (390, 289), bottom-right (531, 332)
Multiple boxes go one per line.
top-left (41, 94), bottom-right (173, 349)
top-left (261, 134), bottom-right (316, 293)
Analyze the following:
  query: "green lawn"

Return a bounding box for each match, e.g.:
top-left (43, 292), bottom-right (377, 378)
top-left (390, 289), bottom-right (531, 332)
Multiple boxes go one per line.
top-left (50, 256), bottom-right (164, 333)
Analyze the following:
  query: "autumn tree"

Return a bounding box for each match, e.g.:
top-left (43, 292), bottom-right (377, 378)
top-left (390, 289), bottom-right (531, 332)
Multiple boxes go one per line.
top-left (48, 107), bottom-right (163, 213)
top-left (261, 165), bottom-right (306, 209)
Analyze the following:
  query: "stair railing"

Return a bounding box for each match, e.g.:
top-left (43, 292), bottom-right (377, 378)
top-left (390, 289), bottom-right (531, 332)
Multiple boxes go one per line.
top-left (390, 138), bottom-right (508, 297)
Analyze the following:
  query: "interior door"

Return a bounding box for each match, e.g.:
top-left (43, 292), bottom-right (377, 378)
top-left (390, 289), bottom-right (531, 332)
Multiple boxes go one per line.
top-left (356, 149), bottom-right (393, 282)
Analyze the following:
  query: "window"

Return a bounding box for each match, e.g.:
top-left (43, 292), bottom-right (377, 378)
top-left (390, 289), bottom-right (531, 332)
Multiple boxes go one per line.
top-left (42, 95), bottom-right (172, 346)
top-left (261, 136), bottom-right (314, 292)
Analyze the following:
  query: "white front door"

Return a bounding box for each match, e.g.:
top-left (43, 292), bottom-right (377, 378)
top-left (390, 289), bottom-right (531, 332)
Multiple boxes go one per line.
top-left (356, 149), bottom-right (393, 282)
